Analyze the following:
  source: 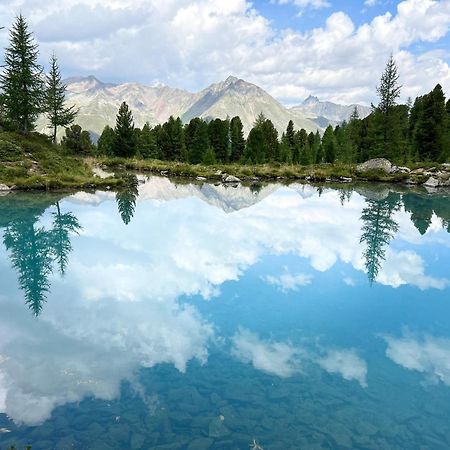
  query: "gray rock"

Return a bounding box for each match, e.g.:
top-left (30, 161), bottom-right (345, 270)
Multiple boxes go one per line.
top-left (442, 163), bottom-right (450, 170)
top-left (196, 176), bottom-right (207, 181)
top-left (394, 166), bottom-right (411, 174)
top-left (340, 177), bottom-right (352, 183)
top-left (424, 177), bottom-right (440, 188)
top-left (356, 158), bottom-right (393, 174)
top-left (0, 184), bottom-right (10, 191)
top-left (222, 174), bottom-right (241, 183)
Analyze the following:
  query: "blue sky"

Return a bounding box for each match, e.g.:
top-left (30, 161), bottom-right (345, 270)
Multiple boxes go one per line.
top-left (0, 0), bottom-right (449, 105)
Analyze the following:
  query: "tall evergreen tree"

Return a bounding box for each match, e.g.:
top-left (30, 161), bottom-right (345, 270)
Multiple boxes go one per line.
top-left (62, 124), bottom-right (93, 155)
top-left (138, 122), bottom-right (158, 159)
top-left (113, 102), bottom-right (136, 157)
top-left (286, 120), bottom-right (296, 162)
top-left (97, 125), bottom-right (115, 156)
top-left (45, 54), bottom-right (77, 143)
top-left (186, 117), bottom-right (209, 164)
top-left (1, 15), bottom-right (44, 133)
top-left (322, 125), bottom-right (336, 163)
top-left (230, 116), bottom-right (245, 162)
top-left (208, 118), bottom-right (230, 162)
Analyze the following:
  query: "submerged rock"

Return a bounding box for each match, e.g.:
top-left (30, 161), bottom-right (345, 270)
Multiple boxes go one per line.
top-left (208, 417), bottom-right (231, 438)
top-left (356, 158), bottom-right (393, 174)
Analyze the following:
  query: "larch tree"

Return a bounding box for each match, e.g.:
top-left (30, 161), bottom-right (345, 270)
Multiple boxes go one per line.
top-left (45, 54), bottom-right (78, 143)
top-left (1, 14), bottom-right (44, 133)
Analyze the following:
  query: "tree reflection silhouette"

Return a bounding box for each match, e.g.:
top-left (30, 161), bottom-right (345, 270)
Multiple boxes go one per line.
top-left (116, 175), bottom-right (139, 225)
top-left (360, 194), bottom-right (400, 284)
top-left (51, 201), bottom-right (82, 275)
top-left (3, 202), bottom-right (81, 316)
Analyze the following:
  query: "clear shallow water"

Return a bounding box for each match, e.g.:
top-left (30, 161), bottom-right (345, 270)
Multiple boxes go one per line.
top-left (0, 177), bottom-right (449, 450)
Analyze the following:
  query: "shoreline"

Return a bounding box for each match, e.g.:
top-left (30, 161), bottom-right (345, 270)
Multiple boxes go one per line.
top-left (1, 156), bottom-right (449, 193)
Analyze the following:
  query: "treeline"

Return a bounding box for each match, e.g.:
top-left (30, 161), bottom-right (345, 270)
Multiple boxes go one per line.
top-left (96, 55), bottom-right (449, 165)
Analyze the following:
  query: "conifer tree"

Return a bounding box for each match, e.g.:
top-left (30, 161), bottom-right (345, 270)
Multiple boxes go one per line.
top-left (138, 122), bottom-right (158, 159)
top-left (45, 54), bottom-right (77, 143)
top-left (1, 15), bottom-right (44, 133)
top-left (113, 102), bottom-right (136, 157)
top-left (230, 116), bottom-right (245, 162)
top-left (322, 125), bottom-right (336, 163)
top-left (97, 125), bottom-right (115, 156)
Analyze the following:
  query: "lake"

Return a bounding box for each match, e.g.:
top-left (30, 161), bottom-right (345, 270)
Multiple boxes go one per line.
top-left (0, 176), bottom-right (449, 450)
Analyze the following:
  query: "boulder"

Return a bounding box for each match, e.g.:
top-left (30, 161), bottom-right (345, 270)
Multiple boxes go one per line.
top-left (441, 163), bottom-right (450, 171)
top-left (424, 177), bottom-right (440, 188)
top-left (340, 177), bottom-right (352, 183)
top-left (222, 174), bottom-right (241, 183)
top-left (196, 176), bottom-right (207, 181)
top-left (356, 158), bottom-right (393, 174)
top-left (0, 184), bottom-right (10, 191)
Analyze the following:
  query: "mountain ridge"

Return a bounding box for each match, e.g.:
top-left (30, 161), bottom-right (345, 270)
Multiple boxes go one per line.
top-left (37, 75), bottom-right (370, 139)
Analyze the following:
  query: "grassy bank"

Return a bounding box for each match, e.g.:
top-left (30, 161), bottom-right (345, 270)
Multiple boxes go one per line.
top-left (0, 132), bottom-right (444, 191)
top-left (98, 156), bottom-right (415, 184)
top-left (0, 132), bottom-right (125, 190)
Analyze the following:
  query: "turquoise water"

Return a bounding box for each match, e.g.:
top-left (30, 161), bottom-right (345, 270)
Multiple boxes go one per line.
top-left (0, 177), bottom-right (449, 450)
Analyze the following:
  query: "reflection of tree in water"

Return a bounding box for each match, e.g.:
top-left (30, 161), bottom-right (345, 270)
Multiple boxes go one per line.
top-left (52, 202), bottom-right (82, 275)
top-left (360, 194), bottom-right (400, 284)
top-left (116, 176), bottom-right (139, 225)
top-left (3, 202), bottom-right (81, 316)
top-left (4, 218), bottom-right (54, 316)
top-left (403, 193), bottom-right (433, 235)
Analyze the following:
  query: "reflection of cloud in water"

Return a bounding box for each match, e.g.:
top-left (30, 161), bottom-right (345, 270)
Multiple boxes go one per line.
top-left (231, 328), bottom-right (304, 378)
top-left (0, 291), bottom-right (214, 425)
top-left (1, 182), bottom-right (448, 424)
top-left (231, 328), bottom-right (368, 387)
top-left (384, 332), bottom-right (450, 386)
top-left (317, 349), bottom-right (368, 387)
top-left (263, 270), bottom-right (313, 293)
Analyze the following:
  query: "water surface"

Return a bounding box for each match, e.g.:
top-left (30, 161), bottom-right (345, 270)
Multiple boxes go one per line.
top-left (0, 177), bottom-right (449, 449)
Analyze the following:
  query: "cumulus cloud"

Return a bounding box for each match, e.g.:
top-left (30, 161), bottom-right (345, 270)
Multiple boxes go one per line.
top-left (383, 332), bottom-right (450, 386)
top-left (317, 349), bottom-right (368, 387)
top-left (0, 0), bottom-right (449, 104)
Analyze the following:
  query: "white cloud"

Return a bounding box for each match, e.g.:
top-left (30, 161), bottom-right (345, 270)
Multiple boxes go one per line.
top-left (275, 0), bottom-right (331, 11)
top-left (317, 349), bottom-right (368, 387)
top-left (383, 332), bottom-right (450, 386)
top-left (263, 270), bottom-right (313, 292)
top-left (0, 0), bottom-right (449, 104)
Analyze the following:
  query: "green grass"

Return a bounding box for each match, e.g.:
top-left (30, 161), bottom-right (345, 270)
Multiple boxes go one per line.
top-left (0, 132), bottom-right (126, 190)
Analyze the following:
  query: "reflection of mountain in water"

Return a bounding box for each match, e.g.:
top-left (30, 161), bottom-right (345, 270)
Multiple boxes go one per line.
top-left (70, 176), bottom-right (279, 214)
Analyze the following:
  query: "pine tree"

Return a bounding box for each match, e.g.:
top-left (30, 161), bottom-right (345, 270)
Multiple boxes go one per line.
top-left (286, 120), bottom-right (296, 161)
top-left (322, 125), bottom-right (336, 163)
top-left (230, 116), bottom-right (245, 162)
top-left (45, 54), bottom-right (77, 143)
top-left (113, 102), bottom-right (136, 157)
top-left (376, 54), bottom-right (401, 115)
top-left (1, 15), bottom-right (44, 133)
top-left (186, 117), bottom-right (209, 164)
top-left (97, 125), bottom-right (115, 156)
top-left (62, 124), bottom-right (93, 155)
top-left (208, 118), bottom-right (230, 162)
top-left (138, 122), bottom-right (158, 159)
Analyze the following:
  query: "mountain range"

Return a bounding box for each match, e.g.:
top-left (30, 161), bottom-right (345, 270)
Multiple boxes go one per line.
top-left (37, 76), bottom-right (370, 139)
